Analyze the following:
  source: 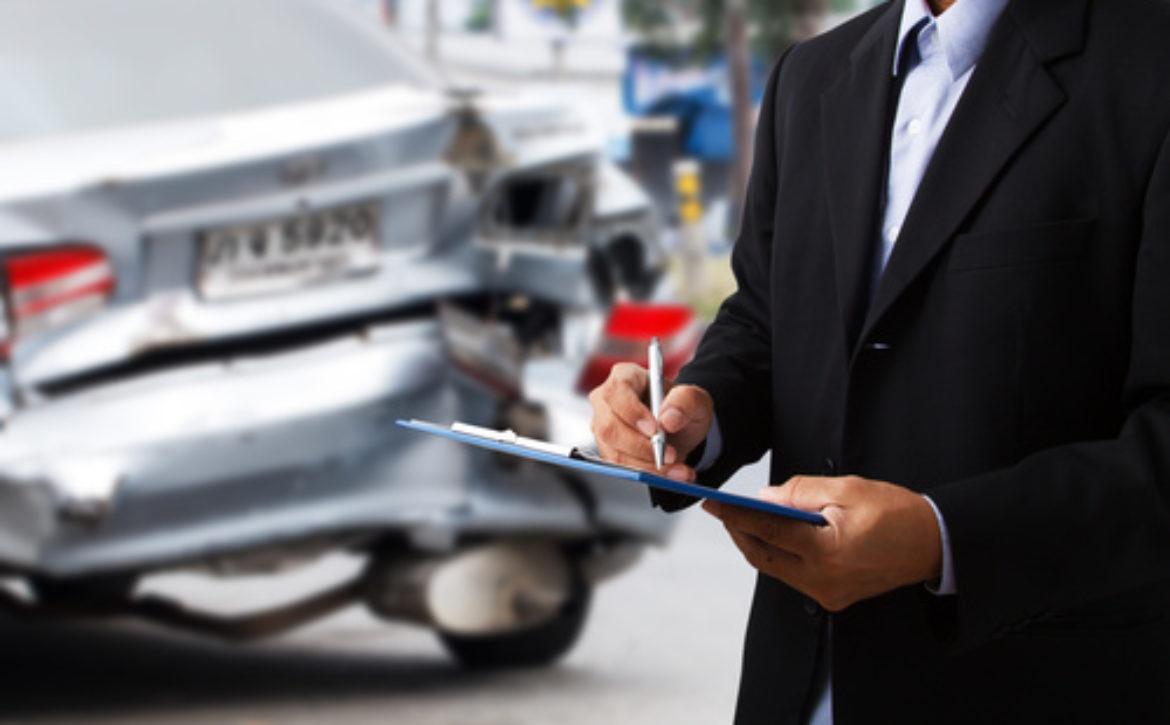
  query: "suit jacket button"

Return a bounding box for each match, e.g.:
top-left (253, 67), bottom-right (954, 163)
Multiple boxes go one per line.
top-left (804, 599), bottom-right (821, 616)
top-left (822, 458), bottom-right (837, 475)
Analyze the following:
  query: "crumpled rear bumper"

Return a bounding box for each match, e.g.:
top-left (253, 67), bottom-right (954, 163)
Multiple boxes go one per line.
top-left (0, 318), bottom-right (668, 579)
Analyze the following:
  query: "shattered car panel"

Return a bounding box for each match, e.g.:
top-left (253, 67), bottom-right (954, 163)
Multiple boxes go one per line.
top-left (0, 0), bottom-right (680, 662)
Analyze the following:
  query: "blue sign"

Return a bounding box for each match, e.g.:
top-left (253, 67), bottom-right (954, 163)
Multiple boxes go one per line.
top-left (623, 51), bottom-right (769, 161)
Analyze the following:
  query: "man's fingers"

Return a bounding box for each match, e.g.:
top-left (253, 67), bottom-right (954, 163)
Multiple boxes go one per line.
top-left (764, 475), bottom-right (849, 510)
top-left (596, 443), bottom-right (695, 481)
top-left (658, 385), bottom-right (713, 434)
top-left (591, 412), bottom-right (654, 460)
top-left (724, 527), bottom-right (804, 580)
top-left (587, 363), bottom-right (654, 457)
top-left (662, 463), bottom-right (696, 482)
top-left (706, 499), bottom-right (825, 556)
top-left (595, 363), bottom-right (657, 434)
top-left (587, 364), bottom-right (698, 472)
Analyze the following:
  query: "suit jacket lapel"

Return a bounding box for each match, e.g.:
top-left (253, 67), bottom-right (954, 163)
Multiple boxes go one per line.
top-left (821, 1), bottom-right (903, 353)
top-left (858, 0), bottom-right (1088, 349)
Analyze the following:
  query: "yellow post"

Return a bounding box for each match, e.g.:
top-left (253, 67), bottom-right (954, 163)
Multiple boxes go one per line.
top-left (673, 159), bottom-right (707, 301)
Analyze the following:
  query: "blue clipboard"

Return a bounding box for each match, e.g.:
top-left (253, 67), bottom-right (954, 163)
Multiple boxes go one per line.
top-left (397, 419), bottom-right (827, 526)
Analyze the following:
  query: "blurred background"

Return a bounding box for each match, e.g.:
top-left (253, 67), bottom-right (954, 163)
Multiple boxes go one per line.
top-left (380, 0), bottom-right (880, 316)
top-left (0, 1), bottom-right (875, 723)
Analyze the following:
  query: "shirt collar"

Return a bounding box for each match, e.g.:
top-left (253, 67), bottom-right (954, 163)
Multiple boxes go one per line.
top-left (891, 0), bottom-right (1010, 80)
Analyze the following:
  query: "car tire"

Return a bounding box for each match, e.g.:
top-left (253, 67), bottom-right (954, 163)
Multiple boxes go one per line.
top-left (438, 584), bottom-right (592, 669)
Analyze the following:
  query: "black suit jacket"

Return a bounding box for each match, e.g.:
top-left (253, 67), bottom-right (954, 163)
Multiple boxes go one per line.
top-left (668, 0), bottom-right (1170, 722)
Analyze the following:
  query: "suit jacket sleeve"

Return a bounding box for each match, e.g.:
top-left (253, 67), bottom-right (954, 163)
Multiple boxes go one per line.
top-left (650, 54), bottom-right (789, 512)
top-left (927, 125), bottom-right (1170, 650)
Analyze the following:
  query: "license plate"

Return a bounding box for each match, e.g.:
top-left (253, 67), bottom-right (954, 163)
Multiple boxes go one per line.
top-left (197, 201), bottom-right (381, 300)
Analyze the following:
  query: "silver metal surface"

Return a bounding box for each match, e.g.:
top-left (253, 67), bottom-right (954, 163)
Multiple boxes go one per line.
top-left (0, 0), bottom-right (674, 642)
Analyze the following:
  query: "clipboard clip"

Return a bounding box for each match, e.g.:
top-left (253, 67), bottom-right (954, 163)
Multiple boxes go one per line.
top-left (446, 421), bottom-right (608, 464)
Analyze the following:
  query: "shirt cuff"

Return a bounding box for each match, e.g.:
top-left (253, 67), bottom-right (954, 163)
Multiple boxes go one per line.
top-left (922, 494), bottom-right (957, 596)
top-left (693, 414), bottom-right (723, 472)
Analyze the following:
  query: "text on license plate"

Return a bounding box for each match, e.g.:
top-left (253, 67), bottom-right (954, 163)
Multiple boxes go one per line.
top-left (197, 201), bottom-right (381, 300)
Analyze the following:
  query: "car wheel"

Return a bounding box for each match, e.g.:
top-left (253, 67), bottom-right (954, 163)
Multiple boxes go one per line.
top-left (30, 573), bottom-right (138, 609)
top-left (438, 584), bottom-right (592, 669)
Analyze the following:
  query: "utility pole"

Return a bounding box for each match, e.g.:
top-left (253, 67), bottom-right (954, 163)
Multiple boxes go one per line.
top-left (726, 0), bottom-right (753, 234)
top-left (551, 38), bottom-right (567, 80)
top-left (675, 160), bottom-right (708, 301)
top-left (426, 0), bottom-right (440, 62)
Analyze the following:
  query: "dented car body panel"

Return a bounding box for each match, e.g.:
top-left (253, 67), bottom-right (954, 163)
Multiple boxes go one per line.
top-left (0, 0), bottom-right (673, 595)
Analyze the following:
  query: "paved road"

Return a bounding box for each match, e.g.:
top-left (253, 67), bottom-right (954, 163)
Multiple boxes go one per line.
top-left (0, 463), bottom-right (770, 725)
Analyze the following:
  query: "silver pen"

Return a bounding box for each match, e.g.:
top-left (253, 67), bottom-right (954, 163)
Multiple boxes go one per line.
top-left (649, 336), bottom-right (665, 471)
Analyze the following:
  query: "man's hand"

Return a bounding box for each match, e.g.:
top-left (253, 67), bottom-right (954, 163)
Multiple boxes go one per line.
top-left (588, 362), bottom-right (714, 482)
top-left (703, 475), bottom-right (943, 611)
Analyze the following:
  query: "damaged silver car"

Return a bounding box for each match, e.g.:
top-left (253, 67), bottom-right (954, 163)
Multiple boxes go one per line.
top-left (0, 0), bottom-right (699, 666)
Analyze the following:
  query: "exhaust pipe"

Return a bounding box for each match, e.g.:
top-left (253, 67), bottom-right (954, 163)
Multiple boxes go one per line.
top-left (362, 541), bottom-right (573, 635)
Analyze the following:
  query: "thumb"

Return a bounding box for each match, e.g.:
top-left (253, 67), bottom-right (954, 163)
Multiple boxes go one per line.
top-left (761, 476), bottom-right (837, 510)
top-left (659, 384), bottom-right (713, 434)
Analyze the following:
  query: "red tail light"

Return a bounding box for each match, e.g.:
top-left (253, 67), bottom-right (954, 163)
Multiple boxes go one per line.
top-left (576, 302), bottom-right (701, 394)
top-left (1, 246), bottom-right (115, 357)
top-left (0, 295), bottom-right (9, 360)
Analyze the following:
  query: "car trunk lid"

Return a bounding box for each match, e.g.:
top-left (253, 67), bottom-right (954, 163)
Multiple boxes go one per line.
top-left (0, 86), bottom-right (477, 396)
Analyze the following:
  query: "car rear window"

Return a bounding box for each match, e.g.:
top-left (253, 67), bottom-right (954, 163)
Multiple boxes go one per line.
top-left (0, 0), bottom-right (437, 142)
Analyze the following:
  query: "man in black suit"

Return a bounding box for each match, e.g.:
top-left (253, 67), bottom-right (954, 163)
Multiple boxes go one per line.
top-left (589, 0), bottom-right (1170, 722)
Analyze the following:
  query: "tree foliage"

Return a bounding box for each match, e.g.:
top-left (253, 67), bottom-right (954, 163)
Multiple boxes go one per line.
top-left (623, 0), bottom-right (851, 63)
top-left (531, 0), bottom-right (591, 28)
